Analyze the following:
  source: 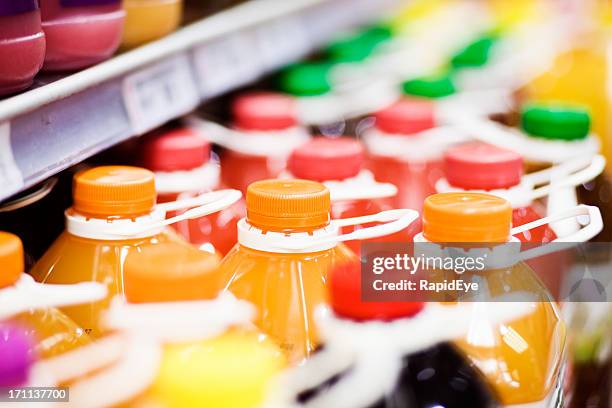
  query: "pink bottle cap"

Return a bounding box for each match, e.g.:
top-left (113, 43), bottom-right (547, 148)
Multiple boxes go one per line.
top-left (141, 127), bottom-right (211, 172)
top-left (444, 142), bottom-right (524, 190)
top-left (233, 92), bottom-right (298, 131)
top-left (0, 324), bottom-right (34, 387)
top-left (374, 97), bottom-right (436, 135)
top-left (0, 0), bottom-right (38, 16)
top-left (288, 137), bottom-right (364, 181)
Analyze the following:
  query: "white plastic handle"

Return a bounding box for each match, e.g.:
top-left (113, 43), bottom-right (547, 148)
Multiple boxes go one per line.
top-left (512, 204), bottom-right (602, 243)
top-left (511, 205), bottom-right (602, 262)
top-left (105, 189), bottom-right (242, 237)
top-left (526, 155), bottom-right (606, 200)
top-left (273, 209), bottom-right (420, 251)
top-left (0, 275), bottom-right (108, 320)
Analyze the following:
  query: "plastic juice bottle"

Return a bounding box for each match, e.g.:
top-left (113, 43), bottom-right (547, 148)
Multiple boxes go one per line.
top-left (141, 127), bottom-right (243, 255)
top-left (365, 95), bottom-right (459, 212)
top-left (30, 165), bottom-right (239, 338)
top-left (220, 92), bottom-right (310, 194)
top-left (0, 0), bottom-right (45, 95)
top-left (44, 242), bottom-right (285, 408)
top-left (121, 0), bottom-right (182, 49)
top-left (520, 104), bottom-right (605, 240)
top-left (40, 0), bottom-right (124, 71)
top-left (287, 259), bottom-right (511, 407)
top-left (0, 231), bottom-right (107, 357)
top-left (286, 136), bottom-right (417, 253)
top-left (524, 22), bottom-right (610, 168)
top-left (438, 142), bottom-right (562, 294)
top-left (217, 179), bottom-right (418, 363)
top-left (417, 192), bottom-right (567, 406)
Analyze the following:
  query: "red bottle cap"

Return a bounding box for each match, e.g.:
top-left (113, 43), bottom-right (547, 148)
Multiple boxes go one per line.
top-left (288, 137), bottom-right (364, 181)
top-left (374, 98), bottom-right (435, 135)
top-left (330, 260), bottom-right (424, 321)
top-left (445, 142), bottom-right (523, 190)
top-left (233, 92), bottom-right (298, 131)
top-left (141, 127), bottom-right (211, 172)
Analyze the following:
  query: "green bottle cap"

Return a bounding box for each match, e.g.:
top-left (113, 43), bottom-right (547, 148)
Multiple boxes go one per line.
top-left (451, 35), bottom-right (498, 68)
top-left (278, 63), bottom-right (332, 97)
top-left (402, 74), bottom-right (456, 99)
top-left (326, 24), bottom-right (393, 63)
top-left (521, 104), bottom-right (591, 141)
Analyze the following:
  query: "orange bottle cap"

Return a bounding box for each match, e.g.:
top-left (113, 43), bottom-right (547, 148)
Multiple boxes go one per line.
top-left (73, 166), bottom-right (156, 218)
top-left (246, 179), bottom-right (330, 232)
top-left (0, 232), bottom-right (23, 289)
top-left (123, 243), bottom-right (221, 303)
top-left (423, 192), bottom-right (512, 242)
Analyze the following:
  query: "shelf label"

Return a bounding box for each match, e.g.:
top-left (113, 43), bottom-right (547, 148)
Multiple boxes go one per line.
top-left (123, 54), bottom-right (199, 134)
top-left (193, 32), bottom-right (263, 99)
top-left (253, 16), bottom-right (311, 69)
top-left (0, 122), bottom-right (24, 199)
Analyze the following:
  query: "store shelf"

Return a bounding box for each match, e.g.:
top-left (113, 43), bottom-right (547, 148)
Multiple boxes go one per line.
top-left (0, 0), bottom-right (397, 202)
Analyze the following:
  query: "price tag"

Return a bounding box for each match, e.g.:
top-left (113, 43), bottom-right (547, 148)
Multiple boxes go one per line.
top-left (123, 53), bottom-right (199, 134)
top-left (0, 122), bottom-right (24, 200)
top-left (253, 17), bottom-right (311, 69)
top-left (193, 32), bottom-right (264, 99)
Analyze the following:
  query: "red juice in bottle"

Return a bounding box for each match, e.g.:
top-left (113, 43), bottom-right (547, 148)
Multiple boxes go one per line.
top-left (140, 127), bottom-right (244, 256)
top-left (365, 97), bottom-right (449, 213)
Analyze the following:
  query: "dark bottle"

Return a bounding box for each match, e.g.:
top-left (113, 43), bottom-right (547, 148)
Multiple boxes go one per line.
top-left (290, 260), bottom-right (499, 408)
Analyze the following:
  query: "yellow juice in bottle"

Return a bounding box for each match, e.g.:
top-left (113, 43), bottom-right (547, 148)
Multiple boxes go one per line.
top-left (218, 179), bottom-right (357, 363)
top-left (419, 193), bottom-right (567, 406)
top-left (30, 166), bottom-right (223, 338)
top-left (121, 0), bottom-right (182, 49)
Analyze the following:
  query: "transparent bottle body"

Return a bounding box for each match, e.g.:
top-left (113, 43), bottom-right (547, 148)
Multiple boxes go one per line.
top-left (218, 243), bottom-right (357, 363)
top-left (366, 153), bottom-right (444, 213)
top-left (451, 261), bottom-right (566, 405)
top-left (7, 308), bottom-right (91, 358)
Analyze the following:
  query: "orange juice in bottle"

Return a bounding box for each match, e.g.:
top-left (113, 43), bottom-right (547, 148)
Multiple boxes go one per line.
top-left (40, 241), bottom-right (285, 408)
top-left (414, 192), bottom-right (602, 406)
top-left (0, 231), bottom-right (107, 357)
top-left (218, 179), bottom-right (418, 363)
top-left (30, 165), bottom-right (240, 338)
